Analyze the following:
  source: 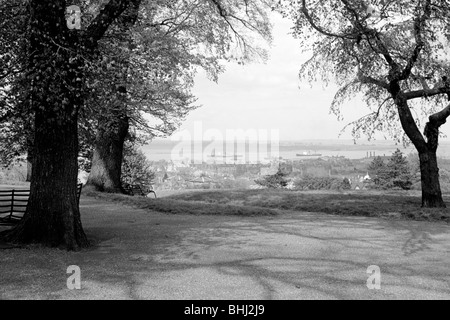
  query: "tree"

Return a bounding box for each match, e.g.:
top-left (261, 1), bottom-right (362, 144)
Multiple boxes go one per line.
top-left (281, 0), bottom-right (450, 207)
top-left (368, 150), bottom-right (412, 189)
top-left (0, 0), bottom-right (34, 180)
top-left (367, 156), bottom-right (389, 186)
top-left (386, 149), bottom-right (413, 189)
top-left (0, 0), bottom-right (135, 250)
top-left (368, 156), bottom-right (385, 175)
top-left (86, 0), bottom-right (273, 193)
top-left (85, 0), bottom-right (141, 193)
top-left (121, 142), bottom-right (155, 188)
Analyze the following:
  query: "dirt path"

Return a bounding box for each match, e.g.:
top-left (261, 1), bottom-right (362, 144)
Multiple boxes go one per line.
top-left (1, 197), bottom-right (449, 299)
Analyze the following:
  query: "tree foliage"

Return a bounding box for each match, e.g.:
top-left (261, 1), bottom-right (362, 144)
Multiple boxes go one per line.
top-left (387, 149), bottom-right (413, 189)
top-left (85, 0), bottom-right (273, 140)
top-left (2, 0), bottom-right (274, 158)
top-left (255, 169), bottom-right (289, 189)
top-left (367, 155), bottom-right (389, 185)
top-left (121, 142), bottom-right (155, 187)
top-left (0, 0), bottom-right (32, 167)
top-left (280, 0), bottom-right (450, 142)
top-left (368, 149), bottom-right (412, 189)
top-left (294, 176), bottom-right (352, 190)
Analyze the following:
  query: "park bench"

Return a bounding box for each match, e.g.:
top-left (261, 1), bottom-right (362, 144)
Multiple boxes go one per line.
top-left (122, 183), bottom-right (157, 198)
top-left (0, 189), bottom-right (29, 226)
top-left (0, 183), bottom-right (83, 226)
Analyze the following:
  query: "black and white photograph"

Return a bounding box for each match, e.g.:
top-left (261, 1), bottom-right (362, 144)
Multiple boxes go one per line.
top-left (1, 0), bottom-right (449, 304)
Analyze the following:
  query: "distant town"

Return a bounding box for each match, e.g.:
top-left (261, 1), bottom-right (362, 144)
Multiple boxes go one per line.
top-left (148, 152), bottom-right (404, 191)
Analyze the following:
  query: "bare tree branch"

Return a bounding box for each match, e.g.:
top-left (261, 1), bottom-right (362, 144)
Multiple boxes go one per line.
top-left (357, 71), bottom-right (389, 89)
top-left (424, 103), bottom-right (450, 151)
top-left (429, 103), bottom-right (450, 127)
top-left (208, 0), bottom-right (247, 44)
top-left (399, 0), bottom-right (432, 80)
top-left (403, 86), bottom-right (450, 100)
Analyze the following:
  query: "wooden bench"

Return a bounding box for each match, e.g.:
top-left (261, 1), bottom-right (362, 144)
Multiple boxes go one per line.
top-left (0, 183), bottom-right (83, 226)
top-left (0, 189), bottom-right (29, 226)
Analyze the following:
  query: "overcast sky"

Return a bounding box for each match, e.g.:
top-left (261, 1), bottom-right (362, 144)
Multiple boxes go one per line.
top-left (161, 13), bottom-right (450, 143)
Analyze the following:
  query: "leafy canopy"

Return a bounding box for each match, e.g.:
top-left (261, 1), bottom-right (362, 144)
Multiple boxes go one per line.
top-left (280, 0), bottom-right (450, 143)
top-left (368, 149), bottom-right (413, 189)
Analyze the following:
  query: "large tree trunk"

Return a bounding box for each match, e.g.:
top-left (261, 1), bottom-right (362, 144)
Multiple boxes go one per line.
top-left (87, 113), bottom-right (129, 192)
top-left (0, 0), bottom-right (89, 249)
top-left (392, 85), bottom-right (446, 208)
top-left (6, 103), bottom-right (89, 248)
top-left (419, 151), bottom-right (445, 207)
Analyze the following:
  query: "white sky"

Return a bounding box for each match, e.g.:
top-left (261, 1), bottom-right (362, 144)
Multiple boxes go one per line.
top-left (160, 13), bottom-right (450, 143)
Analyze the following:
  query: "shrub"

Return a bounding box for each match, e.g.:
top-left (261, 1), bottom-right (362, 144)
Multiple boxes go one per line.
top-left (255, 169), bottom-right (289, 189)
top-left (294, 176), bottom-right (351, 190)
top-left (121, 144), bottom-right (155, 188)
top-left (341, 178), bottom-right (351, 190)
top-left (367, 149), bottom-right (412, 190)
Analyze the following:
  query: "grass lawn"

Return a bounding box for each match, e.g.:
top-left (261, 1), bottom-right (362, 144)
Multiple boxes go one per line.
top-left (83, 189), bottom-right (279, 216)
top-left (85, 188), bottom-right (450, 223)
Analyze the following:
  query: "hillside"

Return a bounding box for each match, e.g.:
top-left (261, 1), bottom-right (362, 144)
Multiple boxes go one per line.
top-left (86, 188), bottom-right (450, 224)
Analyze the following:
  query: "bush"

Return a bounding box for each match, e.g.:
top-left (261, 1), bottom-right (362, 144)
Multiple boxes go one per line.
top-left (368, 149), bottom-right (413, 190)
top-left (255, 170), bottom-right (289, 189)
top-left (294, 176), bottom-right (351, 190)
top-left (121, 144), bottom-right (155, 188)
top-left (341, 178), bottom-right (351, 190)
